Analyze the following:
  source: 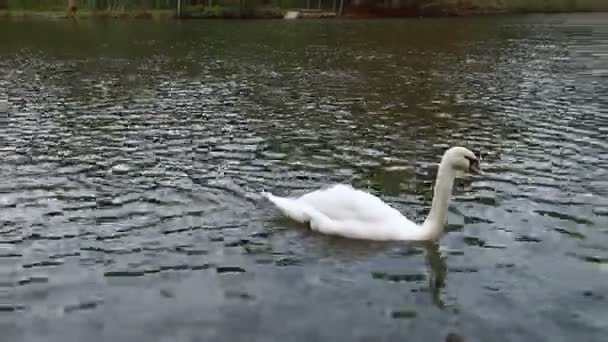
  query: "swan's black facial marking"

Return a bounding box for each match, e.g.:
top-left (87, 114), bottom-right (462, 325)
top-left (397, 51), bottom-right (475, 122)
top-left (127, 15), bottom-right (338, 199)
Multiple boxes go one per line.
top-left (465, 156), bottom-right (480, 174)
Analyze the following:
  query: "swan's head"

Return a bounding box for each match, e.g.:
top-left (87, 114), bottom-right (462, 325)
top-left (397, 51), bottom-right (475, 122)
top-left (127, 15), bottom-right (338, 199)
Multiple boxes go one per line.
top-left (441, 146), bottom-right (481, 176)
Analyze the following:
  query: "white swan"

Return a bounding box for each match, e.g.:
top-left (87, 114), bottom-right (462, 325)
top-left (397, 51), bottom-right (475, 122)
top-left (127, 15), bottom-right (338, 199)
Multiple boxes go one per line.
top-left (262, 146), bottom-right (481, 241)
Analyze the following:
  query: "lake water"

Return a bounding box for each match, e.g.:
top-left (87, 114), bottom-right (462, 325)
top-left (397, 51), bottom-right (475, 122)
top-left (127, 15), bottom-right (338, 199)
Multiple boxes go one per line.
top-left (1, 14), bottom-right (607, 342)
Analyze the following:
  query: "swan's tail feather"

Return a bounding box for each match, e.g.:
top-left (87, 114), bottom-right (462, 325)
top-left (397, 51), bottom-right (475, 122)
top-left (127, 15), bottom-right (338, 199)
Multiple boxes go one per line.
top-left (262, 191), bottom-right (341, 236)
top-left (262, 191), bottom-right (314, 223)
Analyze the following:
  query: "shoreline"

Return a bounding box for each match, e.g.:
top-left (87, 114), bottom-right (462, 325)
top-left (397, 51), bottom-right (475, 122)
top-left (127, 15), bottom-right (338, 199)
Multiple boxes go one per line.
top-left (0, 8), bottom-right (606, 21)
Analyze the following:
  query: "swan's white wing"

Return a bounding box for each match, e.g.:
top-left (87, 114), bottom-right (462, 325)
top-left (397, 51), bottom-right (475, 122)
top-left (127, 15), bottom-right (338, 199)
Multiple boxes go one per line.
top-left (263, 185), bottom-right (426, 241)
top-left (296, 184), bottom-right (404, 222)
top-left (262, 192), bottom-right (320, 223)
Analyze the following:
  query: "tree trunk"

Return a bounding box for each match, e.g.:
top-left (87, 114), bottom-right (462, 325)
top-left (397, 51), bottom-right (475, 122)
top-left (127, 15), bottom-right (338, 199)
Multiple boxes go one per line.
top-left (318, 0), bottom-right (321, 9)
top-left (338, 0), bottom-right (343, 16)
top-left (333, 0), bottom-right (336, 12)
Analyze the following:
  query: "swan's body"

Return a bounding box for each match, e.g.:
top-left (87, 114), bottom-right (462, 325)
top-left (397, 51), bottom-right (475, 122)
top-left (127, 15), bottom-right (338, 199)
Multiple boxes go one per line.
top-left (262, 146), bottom-right (481, 241)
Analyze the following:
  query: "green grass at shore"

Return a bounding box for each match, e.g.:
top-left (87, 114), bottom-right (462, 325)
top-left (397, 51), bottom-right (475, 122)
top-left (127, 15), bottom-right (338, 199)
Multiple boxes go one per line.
top-left (0, 0), bottom-right (606, 20)
top-left (186, 5), bottom-right (284, 19)
top-left (0, 9), bottom-right (178, 19)
top-left (0, 6), bottom-right (285, 20)
top-left (440, 0), bottom-right (608, 13)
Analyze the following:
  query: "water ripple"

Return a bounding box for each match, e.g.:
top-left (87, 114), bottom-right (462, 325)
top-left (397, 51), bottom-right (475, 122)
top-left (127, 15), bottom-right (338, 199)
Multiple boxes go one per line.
top-left (1, 15), bottom-right (607, 342)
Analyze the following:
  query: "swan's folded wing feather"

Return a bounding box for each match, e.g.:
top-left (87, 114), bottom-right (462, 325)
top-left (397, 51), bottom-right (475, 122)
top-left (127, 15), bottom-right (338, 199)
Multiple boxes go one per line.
top-left (297, 184), bottom-right (404, 222)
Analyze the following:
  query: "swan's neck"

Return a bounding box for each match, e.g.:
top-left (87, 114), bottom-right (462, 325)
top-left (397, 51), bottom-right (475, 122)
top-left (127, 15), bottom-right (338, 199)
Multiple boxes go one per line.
top-left (422, 164), bottom-right (456, 240)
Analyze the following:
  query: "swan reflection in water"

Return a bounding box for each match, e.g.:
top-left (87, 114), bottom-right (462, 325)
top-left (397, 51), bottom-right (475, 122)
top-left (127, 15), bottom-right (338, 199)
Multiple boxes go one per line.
top-left (302, 233), bottom-right (449, 309)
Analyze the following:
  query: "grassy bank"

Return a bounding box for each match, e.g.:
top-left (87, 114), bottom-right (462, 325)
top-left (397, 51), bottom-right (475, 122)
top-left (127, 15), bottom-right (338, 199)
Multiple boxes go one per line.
top-left (345, 0), bottom-right (608, 17)
top-left (0, 6), bottom-right (285, 20)
top-left (0, 0), bottom-right (287, 19)
top-left (472, 0), bottom-right (608, 13)
top-left (0, 9), bottom-right (178, 19)
top-left (0, 0), bottom-right (607, 20)
top-left (183, 5), bottom-right (284, 19)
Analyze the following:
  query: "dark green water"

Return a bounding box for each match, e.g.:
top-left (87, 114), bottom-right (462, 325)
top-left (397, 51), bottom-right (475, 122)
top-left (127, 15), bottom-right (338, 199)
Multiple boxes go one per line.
top-left (1, 14), bottom-right (607, 342)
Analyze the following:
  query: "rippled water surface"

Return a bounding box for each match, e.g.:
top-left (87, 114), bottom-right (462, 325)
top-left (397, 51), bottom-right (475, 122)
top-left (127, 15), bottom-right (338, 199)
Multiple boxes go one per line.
top-left (1, 14), bottom-right (607, 342)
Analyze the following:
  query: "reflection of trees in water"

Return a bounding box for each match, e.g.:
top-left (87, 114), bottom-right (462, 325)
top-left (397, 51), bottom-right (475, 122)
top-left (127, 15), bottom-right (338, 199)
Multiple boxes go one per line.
top-left (252, 18), bottom-right (516, 192)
